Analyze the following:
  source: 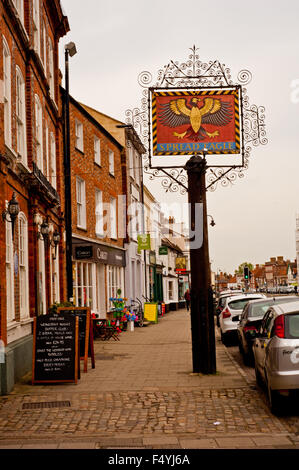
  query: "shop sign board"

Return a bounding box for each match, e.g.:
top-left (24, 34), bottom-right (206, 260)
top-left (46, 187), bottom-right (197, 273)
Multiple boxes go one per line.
top-left (75, 246), bottom-right (93, 260)
top-left (159, 246), bottom-right (168, 255)
top-left (151, 87), bottom-right (240, 157)
top-left (175, 257), bottom-right (186, 272)
top-left (144, 303), bottom-right (158, 323)
top-left (57, 307), bottom-right (95, 373)
top-left (137, 234), bottom-right (151, 251)
top-left (73, 242), bottom-right (125, 267)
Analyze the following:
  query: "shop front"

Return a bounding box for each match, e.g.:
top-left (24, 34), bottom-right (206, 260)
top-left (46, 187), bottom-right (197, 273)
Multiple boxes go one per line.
top-left (72, 239), bottom-right (126, 318)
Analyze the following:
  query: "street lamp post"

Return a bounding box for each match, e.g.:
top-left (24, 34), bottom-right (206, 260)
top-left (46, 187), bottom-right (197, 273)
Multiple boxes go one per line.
top-left (64, 42), bottom-right (77, 303)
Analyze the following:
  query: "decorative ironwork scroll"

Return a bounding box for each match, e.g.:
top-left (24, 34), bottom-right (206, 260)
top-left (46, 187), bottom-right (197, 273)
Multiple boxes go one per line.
top-left (125, 46), bottom-right (267, 193)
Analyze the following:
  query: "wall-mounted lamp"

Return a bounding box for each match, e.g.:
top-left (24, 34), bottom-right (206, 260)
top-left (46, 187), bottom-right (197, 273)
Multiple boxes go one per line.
top-left (40, 218), bottom-right (50, 242)
top-left (36, 215), bottom-right (60, 259)
top-left (2, 192), bottom-right (20, 241)
top-left (207, 215), bottom-right (216, 227)
top-left (52, 229), bottom-right (60, 260)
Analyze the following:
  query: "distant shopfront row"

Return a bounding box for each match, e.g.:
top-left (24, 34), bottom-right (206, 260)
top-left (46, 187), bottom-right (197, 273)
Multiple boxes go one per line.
top-left (72, 238), bottom-right (126, 318)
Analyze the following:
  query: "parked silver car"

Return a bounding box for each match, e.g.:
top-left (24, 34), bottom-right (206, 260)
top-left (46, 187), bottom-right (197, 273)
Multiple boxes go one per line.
top-left (253, 300), bottom-right (299, 413)
top-left (219, 293), bottom-right (266, 345)
top-left (237, 296), bottom-right (299, 365)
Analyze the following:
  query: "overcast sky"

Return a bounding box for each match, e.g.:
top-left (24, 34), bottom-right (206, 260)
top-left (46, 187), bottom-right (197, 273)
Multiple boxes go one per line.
top-left (59, 0), bottom-right (299, 275)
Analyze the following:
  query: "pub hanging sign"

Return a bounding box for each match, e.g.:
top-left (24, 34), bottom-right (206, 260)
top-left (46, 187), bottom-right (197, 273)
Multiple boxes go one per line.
top-left (151, 87), bottom-right (240, 156)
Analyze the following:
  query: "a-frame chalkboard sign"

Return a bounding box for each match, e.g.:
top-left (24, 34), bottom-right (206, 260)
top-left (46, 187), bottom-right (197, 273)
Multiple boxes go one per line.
top-left (57, 307), bottom-right (95, 373)
top-left (32, 312), bottom-right (79, 384)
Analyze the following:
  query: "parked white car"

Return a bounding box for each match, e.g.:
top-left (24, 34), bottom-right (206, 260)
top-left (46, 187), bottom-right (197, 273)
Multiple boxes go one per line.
top-left (219, 293), bottom-right (266, 345)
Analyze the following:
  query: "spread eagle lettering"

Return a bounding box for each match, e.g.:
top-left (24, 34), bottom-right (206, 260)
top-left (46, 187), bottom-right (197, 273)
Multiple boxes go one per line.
top-left (158, 97), bottom-right (233, 141)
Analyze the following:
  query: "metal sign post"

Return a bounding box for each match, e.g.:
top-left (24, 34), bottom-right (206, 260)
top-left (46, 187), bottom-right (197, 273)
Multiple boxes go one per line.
top-left (185, 155), bottom-right (216, 374)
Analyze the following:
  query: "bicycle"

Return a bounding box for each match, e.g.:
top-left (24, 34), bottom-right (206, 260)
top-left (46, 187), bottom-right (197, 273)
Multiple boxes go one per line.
top-left (126, 298), bottom-right (144, 327)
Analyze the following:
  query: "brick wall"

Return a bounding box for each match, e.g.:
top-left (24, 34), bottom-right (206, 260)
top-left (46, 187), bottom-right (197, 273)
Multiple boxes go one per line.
top-left (69, 99), bottom-right (125, 247)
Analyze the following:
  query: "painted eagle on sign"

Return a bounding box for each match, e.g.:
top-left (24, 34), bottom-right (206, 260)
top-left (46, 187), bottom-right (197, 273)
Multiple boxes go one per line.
top-left (158, 97), bottom-right (233, 141)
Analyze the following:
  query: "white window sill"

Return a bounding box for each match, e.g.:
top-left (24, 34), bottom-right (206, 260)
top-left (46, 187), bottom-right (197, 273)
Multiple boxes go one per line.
top-left (7, 320), bottom-right (18, 331)
top-left (20, 317), bottom-right (33, 325)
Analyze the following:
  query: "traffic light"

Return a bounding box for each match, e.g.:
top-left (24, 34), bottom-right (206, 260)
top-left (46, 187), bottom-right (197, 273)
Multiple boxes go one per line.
top-left (244, 266), bottom-right (249, 280)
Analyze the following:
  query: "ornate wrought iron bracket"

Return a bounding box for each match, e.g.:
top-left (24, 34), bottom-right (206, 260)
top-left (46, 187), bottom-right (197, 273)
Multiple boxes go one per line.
top-left (125, 46), bottom-right (267, 194)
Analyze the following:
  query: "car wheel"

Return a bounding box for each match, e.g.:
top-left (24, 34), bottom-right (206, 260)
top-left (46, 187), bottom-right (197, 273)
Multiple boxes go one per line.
top-left (221, 331), bottom-right (229, 346)
top-left (267, 381), bottom-right (282, 415)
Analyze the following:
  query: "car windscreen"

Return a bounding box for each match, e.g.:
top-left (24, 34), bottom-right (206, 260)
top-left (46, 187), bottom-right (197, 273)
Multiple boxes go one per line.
top-left (250, 302), bottom-right (274, 317)
top-left (285, 313), bottom-right (299, 339)
top-left (228, 298), bottom-right (261, 311)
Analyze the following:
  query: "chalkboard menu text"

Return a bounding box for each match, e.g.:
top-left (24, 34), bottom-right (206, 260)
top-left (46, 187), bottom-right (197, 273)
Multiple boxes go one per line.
top-left (32, 313), bottom-right (79, 384)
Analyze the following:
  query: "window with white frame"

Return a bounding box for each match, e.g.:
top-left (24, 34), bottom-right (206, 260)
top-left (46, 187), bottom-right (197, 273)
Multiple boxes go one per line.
top-left (18, 213), bottom-right (29, 319)
top-left (50, 132), bottom-right (56, 189)
top-left (3, 36), bottom-right (11, 148)
top-left (76, 177), bottom-right (86, 229)
top-left (75, 120), bottom-right (83, 152)
top-left (45, 125), bottom-right (49, 179)
top-left (110, 197), bottom-right (117, 239)
top-left (16, 67), bottom-right (27, 164)
top-left (94, 136), bottom-right (101, 165)
top-left (50, 245), bottom-right (60, 305)
top-left (6, 217), bottom-right (14, 323)
top-left (109, 149), bottom-right (114, 175)
top-left (130, 195), bottom-right (138, 240)
top-left (107, 266), bottom-right (124, 309)
top-left (134, 150), bottom-right (140, 186)
top-left (38, 237), bottom-right (46, 315)
top-left (169, 281), bottom-right (174, 301)
top-left (33, 0), bottom-right (40, 55)
top-left (42, 22), bottom-right (46, 69)
top-left (48, 38), bottom-right (54, 99)
top-left (74, 261), bottom-right (96, 310)
top-left (35, 95), bottom-right (43, 171)
top-left (95, 189), bottom-right (103, 236)
top-left (12, 0), bottom-right (24, 24)
top-left (128, 143), bottom-right (134, 179)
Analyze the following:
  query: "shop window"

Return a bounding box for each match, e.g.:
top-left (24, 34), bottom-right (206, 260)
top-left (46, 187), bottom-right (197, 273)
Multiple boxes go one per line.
top-left (74, 262), bottom-right (95, 310)
top-left (107, 265), bottom-right (124, 309)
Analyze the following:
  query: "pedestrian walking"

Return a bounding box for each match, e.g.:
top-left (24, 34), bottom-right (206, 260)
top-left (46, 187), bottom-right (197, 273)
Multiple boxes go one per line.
top-left (184, 288), bottom-right (191, 311)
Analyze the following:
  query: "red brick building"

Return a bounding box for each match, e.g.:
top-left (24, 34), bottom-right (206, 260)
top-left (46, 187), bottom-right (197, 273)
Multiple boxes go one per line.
top-left (67, 96), bottom-right (126, 317)
top-left (0, 0), bottom-right (69, 394)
